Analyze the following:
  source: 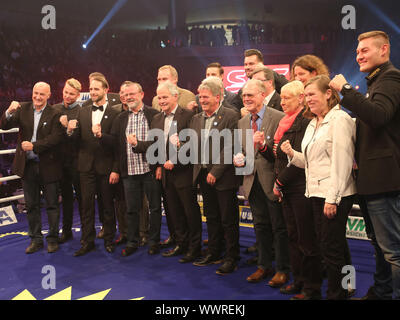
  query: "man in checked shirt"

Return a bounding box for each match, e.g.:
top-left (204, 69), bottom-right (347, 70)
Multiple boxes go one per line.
top-left (102, 82), bottom-right (162, 256)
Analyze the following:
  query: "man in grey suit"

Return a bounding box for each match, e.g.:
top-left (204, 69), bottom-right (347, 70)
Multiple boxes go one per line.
top-left (234, 79), bottom-right (290, 286)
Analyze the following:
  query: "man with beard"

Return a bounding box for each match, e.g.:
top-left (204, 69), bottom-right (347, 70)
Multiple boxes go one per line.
top-left (67, 76), bottom-right (119, 256)
top-left (102, 81), bottom-right (162, 256)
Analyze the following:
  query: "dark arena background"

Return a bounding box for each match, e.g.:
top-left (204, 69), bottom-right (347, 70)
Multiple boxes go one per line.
top-left (0, 0), bottom-right (399, 313)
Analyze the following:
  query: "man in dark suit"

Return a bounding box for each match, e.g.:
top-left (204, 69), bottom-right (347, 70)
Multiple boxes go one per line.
top-left (234, 79), bottom-right (290, 286)
top-left (81, 72), bottom-right (121, 108)
top-left (102, 81), bottom-right (162, 256)
top-left (187, 62), bottom-right (241, 113)
top-left (53, 78), bottom-right (83, 243)
top-left (67, 76), bottom-right (119, 256)
top-left (251, 66), bottom-right (283, 112)
top-left (81, 72), bottom-right (120, 239)
top-left (190, 76), bottom-right (241, 274)
top-left (330, 30), bottom-right (400, 300)
top-left (234, 49), bottom-right (288, 114)
top-left (0, 82), bottom-right (64, 254)
top-left (135, 81), bottom-right (202, 263)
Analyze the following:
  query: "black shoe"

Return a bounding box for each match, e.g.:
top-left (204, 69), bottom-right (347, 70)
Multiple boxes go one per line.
top-left (74, 243), bottom-right (95, 257)
top-left (193, 254), bottom-right (223, 266)
top-left (160, 236), bottom-right (175, 249)
top-left (25, 241), bottom-right (44, 254)
top-left (58, 232), bottom-right (73, 244)
top-left (179, 252), bottom-right (201, 263)
top-left (162, 245), bottom-right (186, 257)
top-left (47, 242), bottom-right (59, 253)
top-left (148, 244), bottom-right (160, 255)
top-left (122, 246), bottom-right (138, 257)
top-left (105, 243), bottom-right (115, 253)
top-left (216, 260), bottom-right (238, 275)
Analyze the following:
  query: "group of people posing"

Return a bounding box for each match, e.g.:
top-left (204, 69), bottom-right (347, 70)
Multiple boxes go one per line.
top-left (1, 30), bottom-right (399, 300)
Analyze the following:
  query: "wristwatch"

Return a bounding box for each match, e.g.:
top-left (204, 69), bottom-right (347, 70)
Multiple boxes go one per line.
top-left (341, 83), bottom-right (352, 95)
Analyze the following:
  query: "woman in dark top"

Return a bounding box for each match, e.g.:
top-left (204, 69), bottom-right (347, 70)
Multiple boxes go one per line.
top-left (255, 80), bottom-right (322, 299)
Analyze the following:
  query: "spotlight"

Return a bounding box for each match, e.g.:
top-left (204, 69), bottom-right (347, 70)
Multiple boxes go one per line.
top-left (82, 44), bottom-right (87, 49)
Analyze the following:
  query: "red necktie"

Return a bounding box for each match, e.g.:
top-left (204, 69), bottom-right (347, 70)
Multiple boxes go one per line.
top-left (251, 113), bottom-right (259, 133)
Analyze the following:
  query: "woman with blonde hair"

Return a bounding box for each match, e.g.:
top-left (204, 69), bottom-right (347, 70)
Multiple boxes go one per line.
top-left (255, 80), bottom-right (322, 297)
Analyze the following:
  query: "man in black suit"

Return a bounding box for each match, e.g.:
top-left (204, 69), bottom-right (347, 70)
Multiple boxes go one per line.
top-left (190, 76), bottom-right (241, 274)
top-left (236, 49), bottom-right (288, 116)
top-left (53, 78), bottom-right (83, 243)
top-left (135, 81), bottom-right (202, 263)
top-left (67, 76), bottom-right (119, 256)
top-left (0, 82), bottom-right (64, 254)
top-left (251, 66), bottom-right (283, 111)
top-left (81, 72), bottom-right (120, 239)
top-left (102, 81), bottom-right (162, 256)
top-left (188, 62), bottom-right (241, 113)
top-left (81, 72), bottom-right (121, 108)
top-left (330, 30), bottom-right (400, 300)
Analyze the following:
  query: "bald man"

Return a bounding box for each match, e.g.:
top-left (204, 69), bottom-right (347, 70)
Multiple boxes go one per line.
top-left (0, 82), bottom-right (64, 254)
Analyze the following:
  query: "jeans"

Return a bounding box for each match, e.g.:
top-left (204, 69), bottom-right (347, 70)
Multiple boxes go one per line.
top-left (364, 193), bottom-right (400, 300)
top-left (22, 161), bottom-right (60, 243)
top-left (123, 172), bottom-right (162, 248)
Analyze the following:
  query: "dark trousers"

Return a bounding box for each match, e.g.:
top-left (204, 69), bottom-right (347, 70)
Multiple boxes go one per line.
top-left (22, 161), bottom-right (59, 243)
top-left (122, 172), bottom-right (162, 248)
top-left (60, 163), bottom-right (82, 232)
top-left (282, 191), bottom-right (321, 295)
top-left (249, 175), bottom-right (290, 273)
top-left (112, 181), bottom-right (127, 237)
top-left (79, 170), bottom-right (116, 246)
top-left (311, 195), bottom-right (354, 300)
top-left (198, 169), bottom-right (240, 262)
top-left (165, 171), bottom-right (202, 254)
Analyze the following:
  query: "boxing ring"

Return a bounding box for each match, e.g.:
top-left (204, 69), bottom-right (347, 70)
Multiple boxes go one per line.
top-left (0, 128), bottom-right (24, 206)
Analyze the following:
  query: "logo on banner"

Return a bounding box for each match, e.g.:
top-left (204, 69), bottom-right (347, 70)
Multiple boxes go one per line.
top-left (78, 92), bottom-right (91, 103)
top-left (0, 205), bottom-right (18, 226)
top-left (223, 64), bottom-right (290, 93)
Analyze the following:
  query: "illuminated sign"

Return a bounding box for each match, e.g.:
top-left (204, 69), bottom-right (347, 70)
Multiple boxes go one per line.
top-left (223, 64), bottom-right (290, 93)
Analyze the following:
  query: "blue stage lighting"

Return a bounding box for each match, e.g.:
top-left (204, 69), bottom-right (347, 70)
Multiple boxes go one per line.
top-left (82, 0), bottom-right (128, 49)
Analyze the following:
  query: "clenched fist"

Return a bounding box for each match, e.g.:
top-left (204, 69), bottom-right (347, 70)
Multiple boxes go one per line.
top-left (7, 101), bottom-right (21, 114)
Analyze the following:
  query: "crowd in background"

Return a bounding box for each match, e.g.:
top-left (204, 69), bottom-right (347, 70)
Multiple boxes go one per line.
top-left (0, 21), bottom-right (339, 107)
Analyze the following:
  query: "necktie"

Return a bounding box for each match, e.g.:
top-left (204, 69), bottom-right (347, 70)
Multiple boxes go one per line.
top-left (251, 113), bottom-right (259, 133)
top-left (92, 105), bottom-right (104, 112)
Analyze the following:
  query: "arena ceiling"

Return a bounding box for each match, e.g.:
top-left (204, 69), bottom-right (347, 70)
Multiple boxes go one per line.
top-left (1, 0), bottom-right (393, 31)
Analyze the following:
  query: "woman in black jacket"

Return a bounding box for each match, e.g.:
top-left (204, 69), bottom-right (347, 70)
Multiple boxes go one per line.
top-left (255, 80), bottom-right (322, 299)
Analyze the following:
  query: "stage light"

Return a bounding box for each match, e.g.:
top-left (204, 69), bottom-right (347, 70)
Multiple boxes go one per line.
top-left (363, 0), bottom-right (400, 33)
top-left (82, 44), bottom-right (87, 49)
top-left (83, 0), bottom-right (127, 48)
